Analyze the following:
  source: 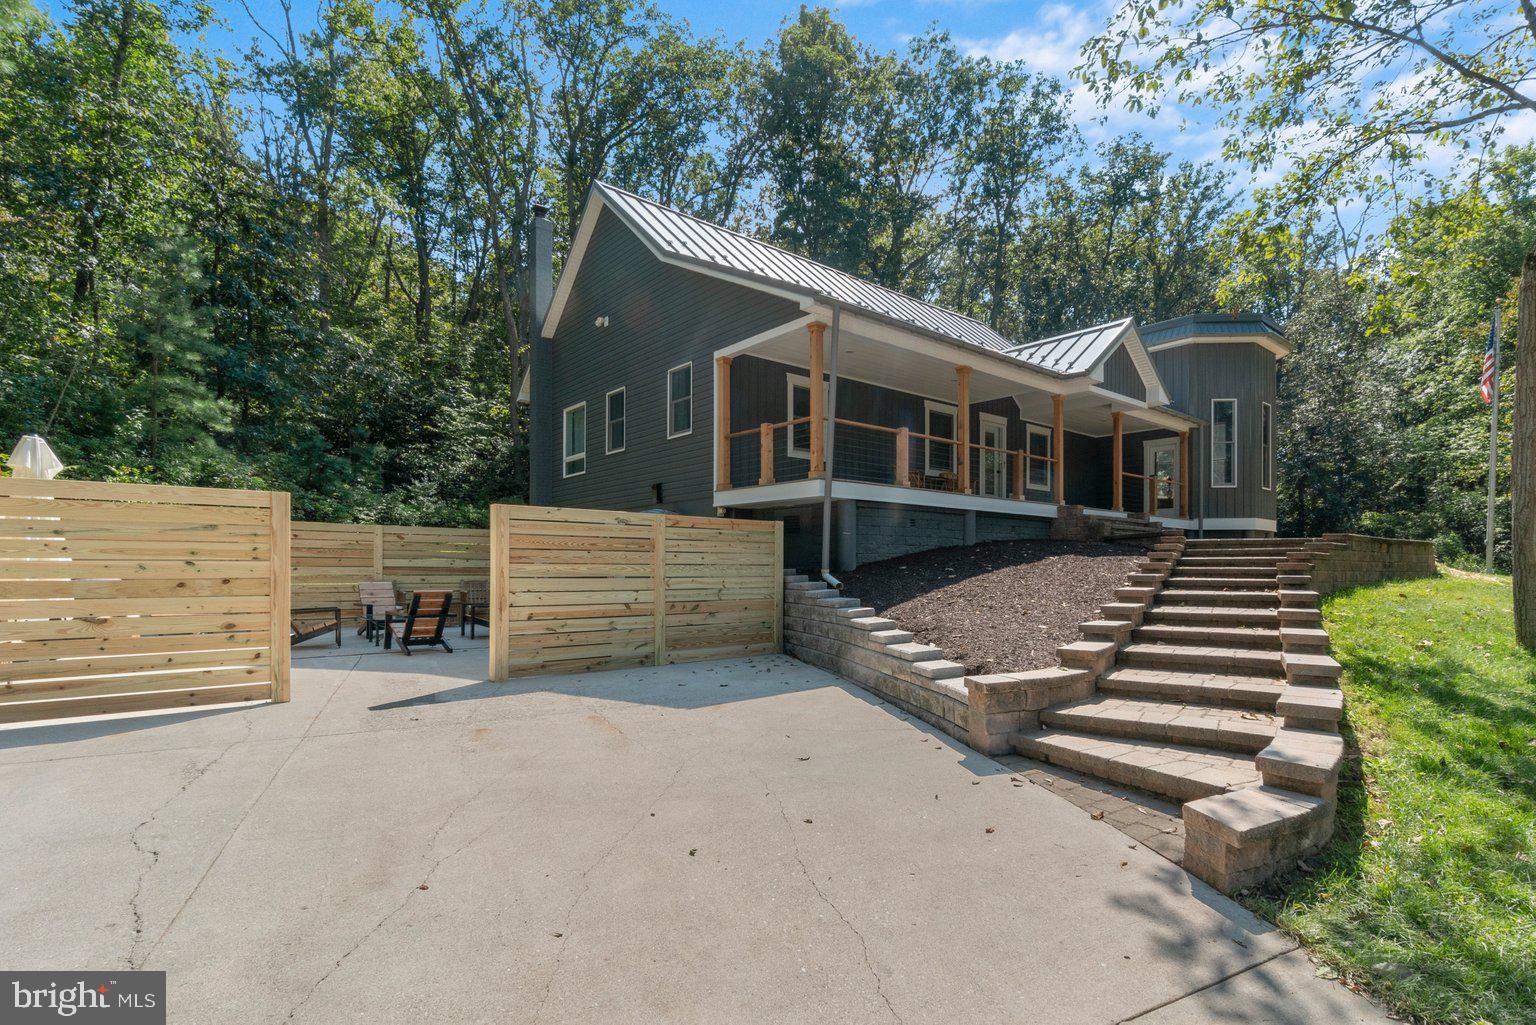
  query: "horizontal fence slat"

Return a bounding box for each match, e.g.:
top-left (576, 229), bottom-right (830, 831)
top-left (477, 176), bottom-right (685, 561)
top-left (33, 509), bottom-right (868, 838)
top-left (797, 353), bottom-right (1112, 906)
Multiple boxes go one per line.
top-left (0, 682), bottom-right (271, 724)
top-left (0, 478), bottom-right (285, 724)
top-left (489, 505), bottom-right (781, 680)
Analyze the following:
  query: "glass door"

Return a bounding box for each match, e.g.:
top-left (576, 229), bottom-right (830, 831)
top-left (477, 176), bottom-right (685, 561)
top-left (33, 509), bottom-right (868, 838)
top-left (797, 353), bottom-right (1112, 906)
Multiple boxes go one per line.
top-left (1145, 439), bottom-right (1179, 516)
top-left (980, 417), bottom-right (1007, 498)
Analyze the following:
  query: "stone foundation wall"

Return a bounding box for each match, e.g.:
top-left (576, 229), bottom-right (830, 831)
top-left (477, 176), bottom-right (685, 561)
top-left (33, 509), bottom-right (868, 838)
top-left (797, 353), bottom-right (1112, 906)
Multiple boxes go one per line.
top-left (1308, 533), bottom-right (1437, 596)
top-left (854, 504), bottom-right (967, 564)
top-left (783, 588), bottom-right (970, 741)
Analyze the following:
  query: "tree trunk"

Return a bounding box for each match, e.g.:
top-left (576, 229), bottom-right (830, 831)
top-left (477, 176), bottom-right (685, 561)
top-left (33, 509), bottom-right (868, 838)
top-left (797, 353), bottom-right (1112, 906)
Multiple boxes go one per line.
top-left (1514, 245), bottom-right (1536, 650)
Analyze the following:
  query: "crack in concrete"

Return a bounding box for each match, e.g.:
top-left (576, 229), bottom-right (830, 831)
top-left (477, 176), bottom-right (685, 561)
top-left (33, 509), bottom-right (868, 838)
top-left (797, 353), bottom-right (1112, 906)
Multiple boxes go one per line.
top-left (125, 712), bottom-right (253, 969)
top-left (530, 759), bottom-right (690, 1025)
top-left (750, 768), bottom-right (906, 1025)
top-left (283, 771), bottom-right (508, 1023)
top-left (140, 656), bottom-right (362, 967)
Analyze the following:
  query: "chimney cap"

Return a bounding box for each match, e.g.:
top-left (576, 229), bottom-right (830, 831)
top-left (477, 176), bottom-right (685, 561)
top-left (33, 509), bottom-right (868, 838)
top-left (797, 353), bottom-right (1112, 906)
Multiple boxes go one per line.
top-left (532, 200), bottom-right (551, 219)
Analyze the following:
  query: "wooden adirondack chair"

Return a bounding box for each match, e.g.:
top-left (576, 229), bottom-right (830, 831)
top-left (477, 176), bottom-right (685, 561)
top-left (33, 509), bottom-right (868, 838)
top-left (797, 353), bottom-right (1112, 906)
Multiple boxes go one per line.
top-left (291, 606), bottom-right (342, 647)
top-left (383, 590), bottom-right (454, 655)
top-left (358, 580), bottom-right (399, 643)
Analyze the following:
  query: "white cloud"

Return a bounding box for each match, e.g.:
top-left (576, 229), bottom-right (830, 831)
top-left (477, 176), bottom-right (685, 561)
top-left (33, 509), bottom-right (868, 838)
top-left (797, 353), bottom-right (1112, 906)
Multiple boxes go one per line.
top-left (958, 3), bottom-right (1102, 76)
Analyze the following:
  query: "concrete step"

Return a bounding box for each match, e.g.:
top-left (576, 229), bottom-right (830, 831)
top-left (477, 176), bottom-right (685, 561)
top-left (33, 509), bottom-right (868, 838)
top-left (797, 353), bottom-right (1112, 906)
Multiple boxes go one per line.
top-left (784, 574), bottom-right (810, 583)
top-left (1133, 624), bottom-right (1282, 650)
top-left (1173, 564), bottom-right (1279, 578)
top-left (1184, 538), bottom-right (1316, 549)
top-left (1164, 576), bottom-right (1281, 590)
top-left (1097, 667), bottom-right (1284, 711)
top-left (1041, 696), bottom-right (1279, 754)
top-left (1158, 589), bottom-right (1280, 607)
top-left (1177, 556), bottom-right (1285, 567)
top-left (1119, 643), bottom-right (1286, 676)
top-left (1143, 606), bottom-right (1281, 627)
top-left (1012, 729), bottom-right (1262, 802)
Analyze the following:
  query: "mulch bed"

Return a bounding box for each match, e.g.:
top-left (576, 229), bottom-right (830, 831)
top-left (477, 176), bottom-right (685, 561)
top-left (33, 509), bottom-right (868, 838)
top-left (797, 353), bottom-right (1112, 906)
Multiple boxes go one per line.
top-left (838, 539), bottom-right (1146, 675)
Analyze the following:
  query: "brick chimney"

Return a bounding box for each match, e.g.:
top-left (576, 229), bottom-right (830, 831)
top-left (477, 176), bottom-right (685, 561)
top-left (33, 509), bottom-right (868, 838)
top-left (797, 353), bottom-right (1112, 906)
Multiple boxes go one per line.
top-left (527, 201), bottom-right (555, 506)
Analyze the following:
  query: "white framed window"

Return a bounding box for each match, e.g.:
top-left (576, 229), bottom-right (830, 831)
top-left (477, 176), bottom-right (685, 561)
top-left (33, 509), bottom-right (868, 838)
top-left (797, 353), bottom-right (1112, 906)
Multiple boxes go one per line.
top-left (786, 374), bottom-right (812, 459)
top-left (1026, 423), bottom-right (1053, 491)
top-left (605, 387), bottom-right (626, 454)
top-left (1211, 398), bottom-right (1236, 488)
top-left (562, 402), bottom-right (587, 478)
top-left (1260, 401), bottom-right (1273, 491)
top-left (667, 363), bottom-right (692, 438)
top-left (924, 400), bottom-right (957, 474)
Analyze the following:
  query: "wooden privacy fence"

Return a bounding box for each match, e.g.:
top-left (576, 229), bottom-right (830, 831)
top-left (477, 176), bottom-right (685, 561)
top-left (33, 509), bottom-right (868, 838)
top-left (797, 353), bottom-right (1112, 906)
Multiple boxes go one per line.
top-left (489, 506), bottom-right (782, 680)
top-left (0, 478), bottom-right (290, 725)
top-left (291, 522), bottom-right (490, 622)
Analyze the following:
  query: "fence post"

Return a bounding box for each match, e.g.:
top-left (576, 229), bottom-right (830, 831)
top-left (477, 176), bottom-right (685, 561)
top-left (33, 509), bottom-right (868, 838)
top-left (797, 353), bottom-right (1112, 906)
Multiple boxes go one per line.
top-left (269, 491), bottom-right (292, 703)
top-left (489, 505), bottom-right (509, 682)
top-left (372, 524), bottom-right (384, 578)
top-left (652, 515), bottom-right (667, 665)
top-left (759, 424), bottom-right (775, 485)
top-left (774, 521), bottom-right (784, 651)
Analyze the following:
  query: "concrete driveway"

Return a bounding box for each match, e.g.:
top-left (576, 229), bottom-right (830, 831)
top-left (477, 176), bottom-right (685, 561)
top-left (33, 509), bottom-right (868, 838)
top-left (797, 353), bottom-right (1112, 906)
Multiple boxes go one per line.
top-left (0, 637), bottom-right (1389, 1024)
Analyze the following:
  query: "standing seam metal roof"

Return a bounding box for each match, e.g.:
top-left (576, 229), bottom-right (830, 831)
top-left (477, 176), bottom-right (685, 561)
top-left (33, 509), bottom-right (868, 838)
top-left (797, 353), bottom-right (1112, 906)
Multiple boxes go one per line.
top-left (1003, 319), bottom-right (1135, 376)
top-left (598, 182), bottom-right (1032, 358)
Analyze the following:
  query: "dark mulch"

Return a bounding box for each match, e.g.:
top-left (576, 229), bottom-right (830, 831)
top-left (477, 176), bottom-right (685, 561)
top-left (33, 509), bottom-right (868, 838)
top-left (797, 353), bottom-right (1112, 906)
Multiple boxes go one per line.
top-left (838, 539), bottom-right (1146, 675)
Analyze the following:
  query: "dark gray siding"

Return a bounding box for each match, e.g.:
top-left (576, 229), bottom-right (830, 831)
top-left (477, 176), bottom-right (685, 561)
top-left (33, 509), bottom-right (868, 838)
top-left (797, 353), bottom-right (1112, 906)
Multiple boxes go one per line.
top-left (547, 207), bottom-right (802, 513)
top-left (1150, 343), bottom-right (1278, 522)
top-left (1100, 345), bottom-right (1146, 401)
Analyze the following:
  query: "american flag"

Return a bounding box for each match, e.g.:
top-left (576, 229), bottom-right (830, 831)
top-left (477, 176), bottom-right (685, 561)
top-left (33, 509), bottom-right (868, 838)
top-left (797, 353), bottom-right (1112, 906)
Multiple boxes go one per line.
top-left (1480, 318), bottom-right (1499, 405)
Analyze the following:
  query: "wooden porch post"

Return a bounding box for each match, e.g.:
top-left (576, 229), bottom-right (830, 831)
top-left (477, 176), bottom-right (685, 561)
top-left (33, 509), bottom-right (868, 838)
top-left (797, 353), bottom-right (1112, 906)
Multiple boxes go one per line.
top-left (1051, 394), bottom-right (1065, 505)
top-left (1180, 430), bottom-right (1191, 519)
top-left (808, 323), bottom-right (826, 476)
top-left (1011, 451), bottom-right (1024, 500)
top-left (759, 423), bottom-right (775, 485)
top-left (956, 365), bottom-right (971, 493)
top-left (715, 356), bottom-right (732, 491)
top-left (895, 427), bottom-right (910, 486)
top-left (1111, 411), bottom-right (1124, 512)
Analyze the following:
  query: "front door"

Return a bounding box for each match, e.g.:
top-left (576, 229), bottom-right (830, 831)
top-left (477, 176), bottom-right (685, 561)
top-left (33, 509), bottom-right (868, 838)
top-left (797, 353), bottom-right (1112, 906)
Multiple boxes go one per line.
top-left (980, 416), bottom-right (1007, 498)
top-left (1144, 439), bottom-right (1179, 517)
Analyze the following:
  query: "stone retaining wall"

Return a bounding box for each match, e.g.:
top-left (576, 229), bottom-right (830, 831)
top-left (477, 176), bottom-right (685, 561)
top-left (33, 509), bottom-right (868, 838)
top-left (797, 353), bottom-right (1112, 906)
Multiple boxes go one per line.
top-left (1308, 533), bottom-right (1436, 596)
top-left (783, 580), bottom-right (1095, 755)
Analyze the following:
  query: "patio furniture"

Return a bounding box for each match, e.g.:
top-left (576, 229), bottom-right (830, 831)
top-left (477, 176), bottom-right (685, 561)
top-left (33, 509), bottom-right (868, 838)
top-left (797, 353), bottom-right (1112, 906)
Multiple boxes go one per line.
top-left (459, 578), bottom-right (491, 638)
top-left (358, 580), bottom-right (400, 644)
top-left (383, 590), bottom-right (454, 655)
top-left (291, 606), bottom-right (342, 647)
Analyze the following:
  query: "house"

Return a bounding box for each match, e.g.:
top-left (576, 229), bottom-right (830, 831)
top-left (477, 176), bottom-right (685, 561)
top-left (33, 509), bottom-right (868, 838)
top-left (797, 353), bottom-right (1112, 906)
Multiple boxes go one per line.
top-left (522, 182), bottom-right (1287, 571)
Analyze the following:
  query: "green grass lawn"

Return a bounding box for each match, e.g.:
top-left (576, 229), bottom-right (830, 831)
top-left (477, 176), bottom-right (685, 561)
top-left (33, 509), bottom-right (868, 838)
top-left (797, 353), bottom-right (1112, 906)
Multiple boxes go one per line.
top-left (1245, 573), bottom-right (1536, 1025)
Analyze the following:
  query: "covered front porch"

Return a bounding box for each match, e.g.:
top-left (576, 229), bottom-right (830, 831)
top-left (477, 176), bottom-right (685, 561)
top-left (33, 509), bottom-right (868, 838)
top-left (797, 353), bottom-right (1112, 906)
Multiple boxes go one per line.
top-left (711, 314), bottom-right (1200, 526)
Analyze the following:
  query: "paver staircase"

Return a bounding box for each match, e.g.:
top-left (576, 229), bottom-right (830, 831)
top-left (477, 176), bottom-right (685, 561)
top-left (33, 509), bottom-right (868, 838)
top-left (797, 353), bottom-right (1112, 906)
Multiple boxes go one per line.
top-left (1014, 534), bottom-right (1347, 891)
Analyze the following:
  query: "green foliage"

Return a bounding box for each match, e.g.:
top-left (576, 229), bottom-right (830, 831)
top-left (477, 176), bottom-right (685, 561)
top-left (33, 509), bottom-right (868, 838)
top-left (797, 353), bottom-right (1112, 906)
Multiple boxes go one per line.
top-left (0, 1), bottom-right (1250, 526)
top-left (1247, 575), bottom-right (1536, 1025)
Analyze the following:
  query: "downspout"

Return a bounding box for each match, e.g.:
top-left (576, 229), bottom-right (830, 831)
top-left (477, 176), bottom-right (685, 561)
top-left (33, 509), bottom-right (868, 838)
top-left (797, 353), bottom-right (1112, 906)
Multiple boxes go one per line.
top-left (819, 301), bottom-right (843, 588)
top-left (1197, 424), bottom-right (1207, 538)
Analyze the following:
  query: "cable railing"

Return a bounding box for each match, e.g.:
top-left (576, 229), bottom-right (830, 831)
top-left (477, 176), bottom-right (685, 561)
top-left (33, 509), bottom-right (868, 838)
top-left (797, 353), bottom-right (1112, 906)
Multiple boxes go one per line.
top-left (1118, 469), bottom-right (1183, 517)
top-left (722, 415), bottom-right (1059, 501)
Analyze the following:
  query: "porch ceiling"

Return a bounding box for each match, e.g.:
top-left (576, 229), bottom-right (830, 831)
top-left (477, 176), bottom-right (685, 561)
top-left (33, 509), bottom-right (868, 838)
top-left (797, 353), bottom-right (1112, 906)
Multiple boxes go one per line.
top-left (740, 321), bottom-right (1032, 403)
top-left (729, 321), bottom-right (1181, 435)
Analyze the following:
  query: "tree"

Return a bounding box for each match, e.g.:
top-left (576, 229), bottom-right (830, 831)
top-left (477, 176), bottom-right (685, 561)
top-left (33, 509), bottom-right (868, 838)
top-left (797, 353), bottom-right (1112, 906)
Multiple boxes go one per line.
top-left (1081, 0), bottom-right (1536, 646)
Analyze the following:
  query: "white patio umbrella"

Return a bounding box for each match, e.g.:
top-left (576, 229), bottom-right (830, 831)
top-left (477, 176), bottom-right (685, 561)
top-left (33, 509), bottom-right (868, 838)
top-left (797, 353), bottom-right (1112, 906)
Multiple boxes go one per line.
top-left (8, 434), bottom-right (64, 479)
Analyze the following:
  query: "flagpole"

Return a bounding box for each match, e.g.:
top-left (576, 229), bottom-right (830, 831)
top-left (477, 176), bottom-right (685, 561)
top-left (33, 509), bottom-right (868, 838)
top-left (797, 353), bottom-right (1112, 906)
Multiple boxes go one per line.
top-left (1487, 308), bottom-right (1503, 572)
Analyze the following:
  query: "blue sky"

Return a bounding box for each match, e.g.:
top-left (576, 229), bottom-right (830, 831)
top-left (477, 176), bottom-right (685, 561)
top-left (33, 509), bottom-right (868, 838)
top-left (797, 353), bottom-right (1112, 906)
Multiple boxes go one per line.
top-left (174, 0), bottom-right (1214, 164)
